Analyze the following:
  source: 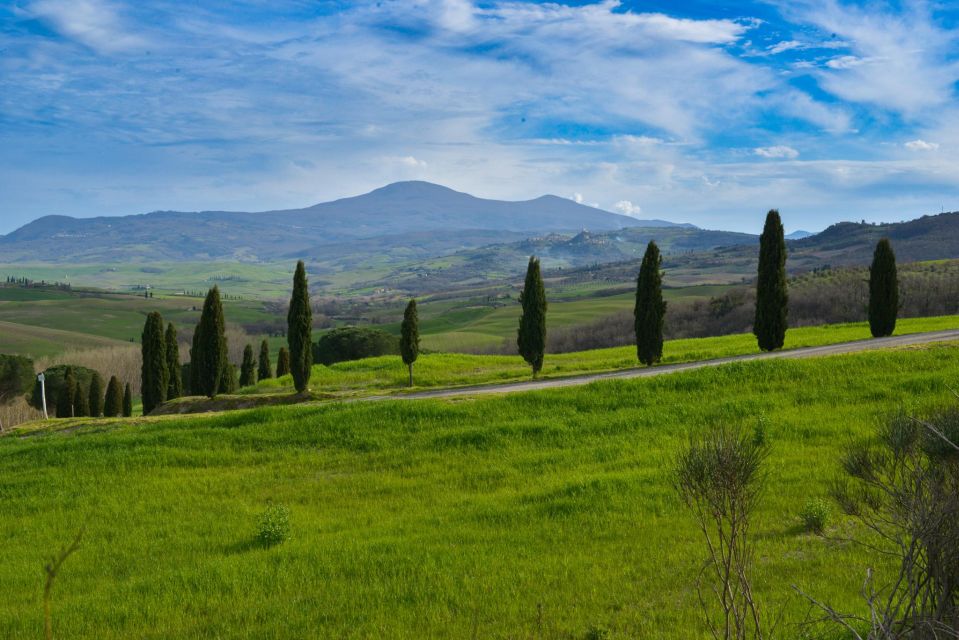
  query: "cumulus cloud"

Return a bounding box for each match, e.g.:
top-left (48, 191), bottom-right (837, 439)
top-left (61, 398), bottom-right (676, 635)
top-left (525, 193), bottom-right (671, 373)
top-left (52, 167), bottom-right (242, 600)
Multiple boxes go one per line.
top-left (754, 145), bottom-right (799, 159)
top-left (613, 200), bottom-right (643, 217)
top-left (769, 40), bottom-right (803, 54)
top-left (905, 139), bottom-right (939, 151)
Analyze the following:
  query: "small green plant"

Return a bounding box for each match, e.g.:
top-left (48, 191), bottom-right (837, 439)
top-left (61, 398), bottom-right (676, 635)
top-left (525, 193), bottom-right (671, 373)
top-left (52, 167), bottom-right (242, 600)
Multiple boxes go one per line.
top-left (799, 498), bottom-right (830, 534)
top-left (256, 504), bottom-right (291, 547)
top-left (584, 624), bottom-right (610, 640)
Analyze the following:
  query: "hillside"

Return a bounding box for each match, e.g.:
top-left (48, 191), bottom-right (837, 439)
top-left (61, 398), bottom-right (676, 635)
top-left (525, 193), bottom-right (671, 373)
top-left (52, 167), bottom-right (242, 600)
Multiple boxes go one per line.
top-left (2, 344), bottom-right (956, 637)
top-left (0, 182), bottom-right (659, 264)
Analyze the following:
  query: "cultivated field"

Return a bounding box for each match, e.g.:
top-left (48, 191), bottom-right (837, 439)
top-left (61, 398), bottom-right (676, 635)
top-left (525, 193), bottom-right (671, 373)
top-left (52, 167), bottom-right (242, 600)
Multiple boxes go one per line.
top-left (2, 344), bottom-right (956, 638)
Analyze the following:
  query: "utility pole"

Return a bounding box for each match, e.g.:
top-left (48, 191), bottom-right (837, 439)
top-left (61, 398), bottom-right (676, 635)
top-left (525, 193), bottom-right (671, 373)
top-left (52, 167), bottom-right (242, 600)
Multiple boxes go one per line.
top-left (38, 373), bottom-right (48, 420)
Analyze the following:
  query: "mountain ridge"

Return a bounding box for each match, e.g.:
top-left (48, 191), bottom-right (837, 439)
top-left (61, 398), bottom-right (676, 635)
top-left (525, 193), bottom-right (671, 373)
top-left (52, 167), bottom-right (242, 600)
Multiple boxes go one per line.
top-left (0, 181), bottom-right (691, 263)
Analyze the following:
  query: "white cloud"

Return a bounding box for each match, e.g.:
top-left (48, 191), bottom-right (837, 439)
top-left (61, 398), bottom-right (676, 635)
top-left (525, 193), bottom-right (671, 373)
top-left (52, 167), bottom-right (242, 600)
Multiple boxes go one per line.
top-left (754, 145), bottom-right (799, 159)
top-left (769, 40), bottom-right (802, 54)
top-left (905, 139), bottom-right (939, 151)
top-left (27, 0), bottom-right (147, 53)
top-left (613, 200), bottom-right (643, 217)
top-left (783, 1), bottom-right (959, 117)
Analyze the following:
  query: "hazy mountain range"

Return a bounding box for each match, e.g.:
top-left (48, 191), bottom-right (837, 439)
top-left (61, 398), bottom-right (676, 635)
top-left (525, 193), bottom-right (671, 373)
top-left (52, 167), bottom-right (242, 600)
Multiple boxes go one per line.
top-left (0, 181), bottom-right (685, 264)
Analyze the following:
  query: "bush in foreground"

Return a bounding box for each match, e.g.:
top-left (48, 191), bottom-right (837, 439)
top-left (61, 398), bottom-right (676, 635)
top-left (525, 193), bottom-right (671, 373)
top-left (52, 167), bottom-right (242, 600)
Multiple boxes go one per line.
top-left (256, 504), bottom-right (291, 547)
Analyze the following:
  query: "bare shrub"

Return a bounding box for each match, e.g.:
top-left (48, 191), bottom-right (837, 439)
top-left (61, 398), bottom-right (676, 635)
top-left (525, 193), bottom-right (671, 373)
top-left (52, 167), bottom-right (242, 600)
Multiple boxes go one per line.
top-left (0, 396), bottom-right (44, 430)
top-left (798, 408), bottom-right (959, 638)
top-left (675, 425), bottom-right (771, 639)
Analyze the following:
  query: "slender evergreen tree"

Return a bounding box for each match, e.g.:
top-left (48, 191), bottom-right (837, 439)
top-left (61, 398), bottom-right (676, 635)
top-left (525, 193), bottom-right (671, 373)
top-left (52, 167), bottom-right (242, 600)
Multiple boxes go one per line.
top-left (400, 299), bottom-right (420, 387)
top-left (141, 311), bottom-right (168, 414)
top-left (219, 363), bottom-right (238, 394)
top-left (753, 210), bottom-right (788, 351)
top-left (189, 326), bottom-right (201, 395)
top-left (104, 376), bottom-right (123, 417)
top-left (74, 379), bottom-right (90, 417)
top-left (868, 238), bottom-right (899, 338)
top-left (123, 383), bottom-right (133, 417)
top-left (287, 261), bottom-right (313, 393)
top-left (195, 286), bottom-right (228, 398)
top-left (240, 344), bottom-right (257, 387)
top-left (276, 347), bottom-right (291, 377)
top-left (517, 256), bottom-right (547, 376)
top-left (258, 340), bottom-right (273, 380)
top-left (88, 373), bottom-right (104, 417)
top-left (166, 323), bottom-right (182, 400)
top-left (57, 367), bottom-right (76, 418)
top-left (634, 241), bottom-right (667, 366)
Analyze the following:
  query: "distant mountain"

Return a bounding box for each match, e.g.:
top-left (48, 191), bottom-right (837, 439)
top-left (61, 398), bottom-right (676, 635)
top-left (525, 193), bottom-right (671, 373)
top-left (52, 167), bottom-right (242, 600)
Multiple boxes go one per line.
top-left (785, 230), bottom-right (814, 240)
top-left (0, 181), bottom-right (688, 264)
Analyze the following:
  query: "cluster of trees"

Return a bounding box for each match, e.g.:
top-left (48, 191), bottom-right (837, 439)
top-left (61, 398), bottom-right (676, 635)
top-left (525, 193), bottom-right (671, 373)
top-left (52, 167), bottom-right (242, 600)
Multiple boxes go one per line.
top-left (3, 276), bottom-right (72, 291)
top-left (41, 365), bottom-right (132, 419)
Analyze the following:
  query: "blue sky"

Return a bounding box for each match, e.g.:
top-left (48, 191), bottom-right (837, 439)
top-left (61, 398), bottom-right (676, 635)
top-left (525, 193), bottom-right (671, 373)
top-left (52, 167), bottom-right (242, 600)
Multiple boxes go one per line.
top-left (2, 0), bottom-right (959, 234)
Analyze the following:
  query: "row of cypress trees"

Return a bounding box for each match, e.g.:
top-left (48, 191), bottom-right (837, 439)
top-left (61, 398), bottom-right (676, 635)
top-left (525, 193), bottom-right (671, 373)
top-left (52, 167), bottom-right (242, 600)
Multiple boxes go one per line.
top-left (515, 209), bottom-right (901, 376)
top-left (56, 368), bottom-right (132, 418)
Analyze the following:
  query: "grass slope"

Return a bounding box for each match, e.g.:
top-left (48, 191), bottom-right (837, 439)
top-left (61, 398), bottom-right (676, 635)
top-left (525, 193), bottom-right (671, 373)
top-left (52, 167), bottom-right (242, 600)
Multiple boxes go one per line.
top-left (225, 315), bottom-right (959, 404)
top-left (0, 320), bottom-right (129, 358)
top-left (2, 344), bottom-right (957, 638)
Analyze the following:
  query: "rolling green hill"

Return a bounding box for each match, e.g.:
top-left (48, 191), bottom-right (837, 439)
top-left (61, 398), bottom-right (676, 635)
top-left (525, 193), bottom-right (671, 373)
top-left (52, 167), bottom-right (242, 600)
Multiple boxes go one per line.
top-left (2, 343), bottom-right (956, 638)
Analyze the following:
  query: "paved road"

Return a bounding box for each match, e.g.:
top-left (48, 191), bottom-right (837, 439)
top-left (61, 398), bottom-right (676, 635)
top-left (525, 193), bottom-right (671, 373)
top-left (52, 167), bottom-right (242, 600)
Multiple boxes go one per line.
top-left (370, 329), bottom-right (959, 402)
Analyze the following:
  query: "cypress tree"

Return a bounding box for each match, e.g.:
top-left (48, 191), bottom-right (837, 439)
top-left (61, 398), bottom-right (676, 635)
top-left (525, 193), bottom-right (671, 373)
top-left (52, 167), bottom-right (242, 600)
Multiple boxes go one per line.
top-left (74, 379), bottom-right (90, 417)
top-left (140, 311), bottom-right (168, 414)
top-left (276, 347), bottom-right (291, 377)
top-left (88, 373), bottom-right (104, 417)
top-left (753, 209), bottom-right (788, 351)
top-left (258, 340), bottom-right (273, 380)
top-left (189, 326), bottom-right (201, 395)
top-left (123, 383), bottom-right (133, 417)
top-left (287, 261), bottom-right (313, 393)
top-left (240, 344), bottom-right (257, 387)
top-left (517, 256), bottom-right (547, 377)
top-left (219, 363), bottom-right (238, 394)
top-left (868, 238), bottom-right (899, 337)
top-left (634, 241), bottom-right (667, 366)
top-left (104, 376), bottom-right (123, 417)
top-left (57, 367), bottom-right (76, 418)
top-left (400, 299), bottom-right (420, 387)
top-left (166, 323), bottom-right (182, 400)
top-left (195, 286), bottom-right (228, 398)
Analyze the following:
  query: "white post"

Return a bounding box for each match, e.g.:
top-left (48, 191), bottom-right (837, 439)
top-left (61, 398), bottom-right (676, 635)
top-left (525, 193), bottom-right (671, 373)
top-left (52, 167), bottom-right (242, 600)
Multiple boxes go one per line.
top-left (38, 373), bottom-right (48, 420)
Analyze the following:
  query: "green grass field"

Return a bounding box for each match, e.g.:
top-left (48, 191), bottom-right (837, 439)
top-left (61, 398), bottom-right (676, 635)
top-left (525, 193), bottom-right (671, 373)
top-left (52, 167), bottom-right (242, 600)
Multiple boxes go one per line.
top-left (228, 315), bottom-right (959, 403)
top-left (0, 287), bottom-right (276, 357)
top-left (2, 343), bottom-right (956, 638)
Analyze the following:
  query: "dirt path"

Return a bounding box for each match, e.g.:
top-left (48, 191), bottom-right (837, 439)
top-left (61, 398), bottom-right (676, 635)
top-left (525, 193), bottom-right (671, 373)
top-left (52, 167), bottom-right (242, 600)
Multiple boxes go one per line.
top-left (371, 329), bottom-right (959, 402)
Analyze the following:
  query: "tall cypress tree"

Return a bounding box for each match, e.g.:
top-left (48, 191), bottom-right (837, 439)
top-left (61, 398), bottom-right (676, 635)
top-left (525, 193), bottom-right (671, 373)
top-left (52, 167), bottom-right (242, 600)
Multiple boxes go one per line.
top-left (189, 326), bottom-right (201, 395)
top-left (753, 210), bottom-right (788, 351)
top-left (517, 256), bottom-right (547, 377)
top-left (258, 340), bottom-right (273, 380)
top-left (57, 367), bottom-right (76, 418)
top-left (88, 373), bottom-right (104, 417)
top-left (276, 347), bottom-right (291, 377)
top-left (287, 261), bottom-right (313, 393)
top-left (123, 383), bottom-right (133, 417)
top-left (400, 299), bottom-right (420, 387)
top-left (166, 323), bottom-right (182, 400)
top-left (239, 344), bottom-right (257, 387)
top-left (74, 379), bottom-right (90, 417)
top-left (634, 241), bottom-right (667, 366)
top-left (195, 286), bottom-right (228, 398)
top-left (869, 238), bottom-right (899, 337)
top-left (141, 311), bottom-right (168, 414)
top-left (104, 376), bottom-right (123, 417)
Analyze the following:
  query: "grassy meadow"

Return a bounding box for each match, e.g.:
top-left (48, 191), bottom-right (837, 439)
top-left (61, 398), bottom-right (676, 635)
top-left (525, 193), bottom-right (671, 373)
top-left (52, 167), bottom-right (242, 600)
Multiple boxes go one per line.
top-left (223, 314), bottom-right (959, 404)
top-left (2, 343), bottom-right (958, 638)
